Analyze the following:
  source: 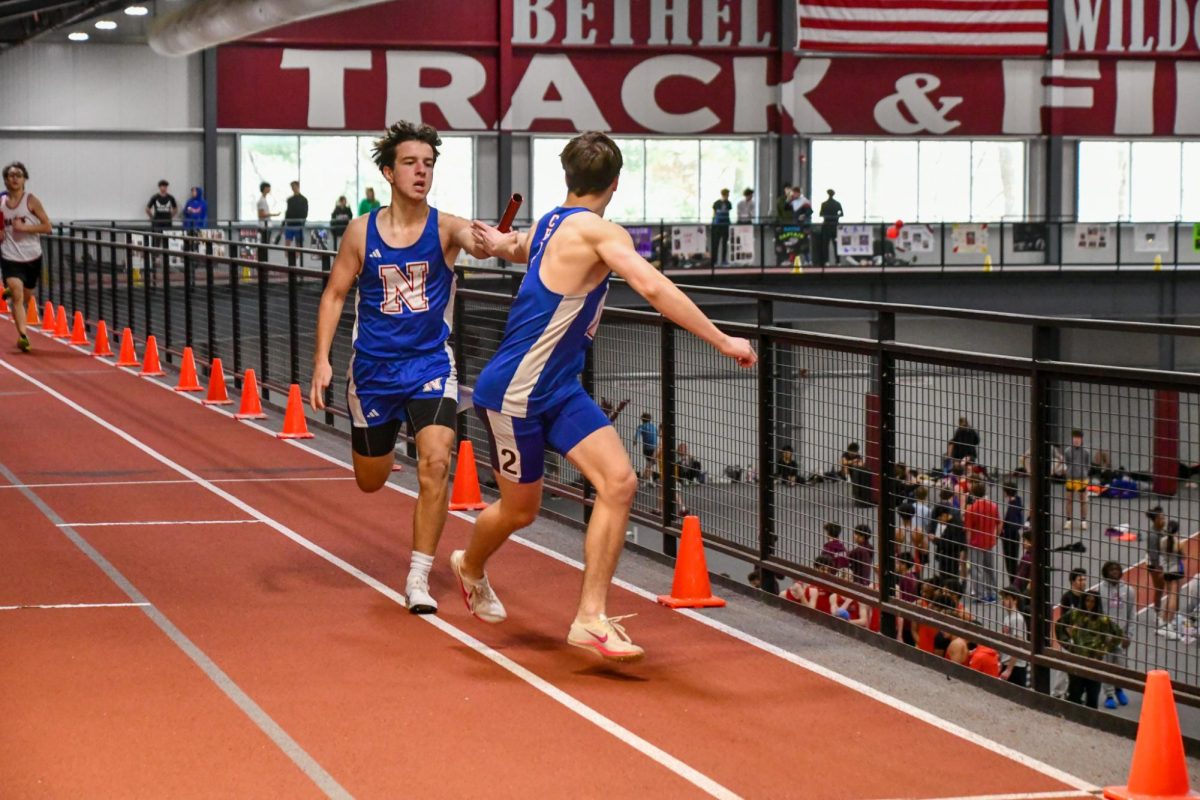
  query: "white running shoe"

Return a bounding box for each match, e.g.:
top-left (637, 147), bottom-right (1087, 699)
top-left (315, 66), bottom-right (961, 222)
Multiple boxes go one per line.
top-left (1079, 521), bottom-right (1089, 530)
top-left (568, 614), bottom-right (645, 662)
top-left (405, 573), bottom-right (438, 615)
top-left (1063, 520), bottom-right (1073, 531)
top-left (449, 550), bottom-right (507, 623)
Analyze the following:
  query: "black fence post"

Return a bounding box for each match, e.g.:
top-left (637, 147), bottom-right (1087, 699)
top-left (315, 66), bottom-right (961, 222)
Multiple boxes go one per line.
top-left (288, 269), bottom-right (300, 386)
top-left (757, 298), bottom-right (778, 595)
top-left (205, 240), bottom-right (215, 361)
top-left (231, 258), bottom-right (242, 385)
top-left (1028, 324), bottom-right (1060, 695)
top-left (875, 310), bottom-right (897, 637)
top-left (183, 244), bottom-right (194, 348)
top-left (109, 227), bottom-right (118, 327)
top-left (84, 229), bottom-right (94, 322)
top-left (258, 246), bottom-right (270, 399)
top-left (69, 230), bottom-right (77, 311)
top-left (141, 233), bottom-right (152, 338)
top-left (660, 321), bottom-right (677, 558)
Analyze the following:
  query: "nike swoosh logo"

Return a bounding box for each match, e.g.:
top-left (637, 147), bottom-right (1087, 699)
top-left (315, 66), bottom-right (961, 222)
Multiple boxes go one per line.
top-left (588, 630), bottom-right (608, 644)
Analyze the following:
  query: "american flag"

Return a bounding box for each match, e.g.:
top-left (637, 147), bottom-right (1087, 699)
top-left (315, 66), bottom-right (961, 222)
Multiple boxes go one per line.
top-left (796, 0), bottom-right (1049, 56)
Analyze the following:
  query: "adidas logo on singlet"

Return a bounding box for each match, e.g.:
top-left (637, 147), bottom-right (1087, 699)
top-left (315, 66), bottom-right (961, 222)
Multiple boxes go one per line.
top-left (370, 248), bottom-right (381, 258)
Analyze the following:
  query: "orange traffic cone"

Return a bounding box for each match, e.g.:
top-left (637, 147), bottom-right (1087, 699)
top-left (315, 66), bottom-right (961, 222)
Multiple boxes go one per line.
top-left (53, 305), bottom-right (69, 338)
top-left (657, 516), bottom-right (726, 608)
top-left (115, 327), bottom-right (139, 366)
top-left (203, 358), bottom-right (232, 405)
top-left (140, 335), bottom-right (165, 377)
top-left (175, 347), bottom-right (202, 391)
top-left (276, 383), bottom-right (313, 439)
top-left (235, 369), bottom-right (266, 419)
top-left (0, 292), bottom-right (8, 314)
top-left (92, 320), bottom-right (113, 357)
top-left (448, 440), bottom-right (486, 510)
top-left (69, 311), bottom-right (88, 345)
top-left (1104, 670), bottom-right (1200, 799)
top-left (40, 301), bottom-right (54, 331)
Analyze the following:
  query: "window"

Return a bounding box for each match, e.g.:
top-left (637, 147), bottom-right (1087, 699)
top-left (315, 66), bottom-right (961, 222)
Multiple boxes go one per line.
top-left (1078, 140), bottom-right (1200, 221)
top-left (531, 136), bottom-right (756, 223)
top-left (239, 133), bottom-right (475, 221)
top-left (812, 139), bottom-right (1026, 221)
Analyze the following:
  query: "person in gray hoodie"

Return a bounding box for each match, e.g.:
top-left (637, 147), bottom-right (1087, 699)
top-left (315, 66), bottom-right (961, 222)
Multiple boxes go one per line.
top-left (1100, 560), bottom-right (1134, 709)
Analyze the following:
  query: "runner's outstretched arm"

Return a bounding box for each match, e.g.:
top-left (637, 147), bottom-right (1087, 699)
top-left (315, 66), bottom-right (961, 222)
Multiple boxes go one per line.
top-left (596, 223), bottom-right (756, 367)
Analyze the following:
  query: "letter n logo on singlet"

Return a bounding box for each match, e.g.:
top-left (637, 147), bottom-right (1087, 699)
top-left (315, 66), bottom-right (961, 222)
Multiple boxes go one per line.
top-left (378, 262), bottom-right (430, 314)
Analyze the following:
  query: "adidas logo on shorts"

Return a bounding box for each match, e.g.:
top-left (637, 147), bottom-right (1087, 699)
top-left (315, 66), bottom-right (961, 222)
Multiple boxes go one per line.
top-left (367, 409), bottom-right (380, 419)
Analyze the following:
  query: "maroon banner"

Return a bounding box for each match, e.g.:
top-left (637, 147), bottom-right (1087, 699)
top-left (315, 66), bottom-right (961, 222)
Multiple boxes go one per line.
top-left (785, 55), bottom-right (1200, 135)
top-left (217, 47), bottom-right (785, 134)
top-left (244, 0), bottom-right (777, 51)
top-left (1061, 0), bottom-right (1200, 57)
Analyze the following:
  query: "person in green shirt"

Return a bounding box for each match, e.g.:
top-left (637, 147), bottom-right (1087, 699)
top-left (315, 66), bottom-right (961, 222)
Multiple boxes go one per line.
top-left (358, 186), bottom-right (381, 216)
top-left (1055, 590), bottom-right (1126, 709)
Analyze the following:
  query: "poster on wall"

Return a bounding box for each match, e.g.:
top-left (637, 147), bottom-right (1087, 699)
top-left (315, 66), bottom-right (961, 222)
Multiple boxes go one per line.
top-left (1075, 224), bottom-right (1112, 249)
top-left (199, 228), bottom-right (229, 258)
top-left (624, 225), bottom-right (658, 266)
top-left (129, 234), bottom-right (146, 272)
top-left (1133, 223), bottom-right (1171, 253)
top-left (774, 225), bottom-right (806, 266)
top-left (1013, 223), bottom-right (1047, 253)
top-left (238, 228), bottom-right (260, 260)
top-left (951, 223), bottom-right (989, 254)
top-left (897, 224), bottom-right (935, 254)
top-left (838, 224), bottom-right (875, 257)
top-left (729, 225), bottom-right (756, 265)
top-left (670, 225), bottom-right (709, 269)
top-left (165, 232), bottom-right (185, 268)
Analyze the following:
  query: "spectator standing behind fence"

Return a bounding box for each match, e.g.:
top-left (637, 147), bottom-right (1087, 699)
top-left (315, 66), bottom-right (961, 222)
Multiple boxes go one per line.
top-left (999, 588), bottom-right (1028, 687)
top-left (848, 524), bottom-right (874, 587)
top-left (821, 522), bottom-right (850, 572)
top-left (1145, 505), bottom-right (1168, 625)
top-left (710, 188), bottom-right (732, 266)
top-left (946, 417), bottom-right (980, 471)
top-left (358, 186), bottom-right (381, 216)
top-left (1001, 482), bottom-right (1024, 584)
top-left (257, 182), bottom-right (277, 231)
top-left (775, 185), bottom-right (794, 223)
top-left (964, 480), bottom-right (1000, 602)
top-left (1013, 528), bottom-right (1033, 595)
top-left (776, 444), bottom-right (799, 486)
top-left (1100, 560), bottom-right (1132, 709)
top-left (814, 189), bottom-right (842, 266)
top-left (635, 412), bottom-right (658, 483)
top-left (1159, 520), bottom-right (1187, 641)
top-left (929, 505), bottom-right (966, 583)
top-left (1051, 567), bottom-right (1088, 698)
top-left (183, 186), bottom-right (207, 231)
top-left (1063, 429), bottom-right (1090, 530)
top-left (736, 188), bottom-right (754, 223)
top-left (145, 179), bottom-right (177, 266)
top-left (1055, 591), bottom-right (1126, 709)
top-left (330, 195), bottom-right (353, 250)
top-left (283, 181), bottom-right (309, 266)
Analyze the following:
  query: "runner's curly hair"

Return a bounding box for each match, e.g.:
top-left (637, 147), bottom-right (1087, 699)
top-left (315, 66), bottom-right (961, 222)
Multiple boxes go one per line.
top-left (372, 121), bottom-right (441, 171)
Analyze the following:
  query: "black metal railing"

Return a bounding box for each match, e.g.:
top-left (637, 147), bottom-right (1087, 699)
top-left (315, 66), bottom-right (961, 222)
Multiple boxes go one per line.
top-left (40, 223), bottom-right (1200, 710)
top-left (68, 217), bottom-right (1200, 274)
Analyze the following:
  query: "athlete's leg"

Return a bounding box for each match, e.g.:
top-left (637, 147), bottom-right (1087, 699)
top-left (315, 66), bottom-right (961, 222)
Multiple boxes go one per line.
top-left (349, 418), bottom-right (401, 492)
top-left (411, 422), bottom-right (454, 556)
top-left (564, 425), bottom-right (638, 623)
top-left (460, 474), bottom-right (543, 580)
top-left (6, 276), bottom-right (28, 337)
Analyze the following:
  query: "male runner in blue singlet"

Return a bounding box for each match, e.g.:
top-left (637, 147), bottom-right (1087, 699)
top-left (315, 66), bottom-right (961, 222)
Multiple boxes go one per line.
top-left (310, 121), bottom-right (487, 615)
top-left (452, 132), bottom-right (757, 661)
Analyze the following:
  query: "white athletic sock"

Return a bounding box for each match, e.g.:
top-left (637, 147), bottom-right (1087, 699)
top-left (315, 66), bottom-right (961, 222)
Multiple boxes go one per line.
top-left (408, 551), bottom-right (434, 584)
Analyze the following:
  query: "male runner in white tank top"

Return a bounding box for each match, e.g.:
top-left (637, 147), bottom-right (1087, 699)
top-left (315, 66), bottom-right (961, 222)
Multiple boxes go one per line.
top-left (1, 162), bottom-right (51, 353)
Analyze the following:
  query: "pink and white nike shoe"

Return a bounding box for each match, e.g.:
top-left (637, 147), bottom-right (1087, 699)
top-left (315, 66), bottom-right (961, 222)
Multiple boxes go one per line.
top-left (567, 614), bottom-right (644, 662)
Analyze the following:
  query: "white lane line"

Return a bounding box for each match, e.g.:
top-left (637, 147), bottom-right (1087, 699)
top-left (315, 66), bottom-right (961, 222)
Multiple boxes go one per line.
top-left (0, 477), bottom-right (353, 490)
top-left (868, 792), bottom-right (1095, 800)
top-left (62, 343), bottom-right (1096, 793)
top-left (0, 602), bottom-right (150, 611)
top-left (0, 357), bottom-right (740, 800)
top-left (256, 432), bottom-right (1096, 793)
top-left (59, 520), bottom-right (261, 528)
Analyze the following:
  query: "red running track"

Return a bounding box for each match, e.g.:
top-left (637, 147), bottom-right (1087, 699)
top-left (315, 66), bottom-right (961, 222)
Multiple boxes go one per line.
top-left (0, 320), bottom-right (1097, 799)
